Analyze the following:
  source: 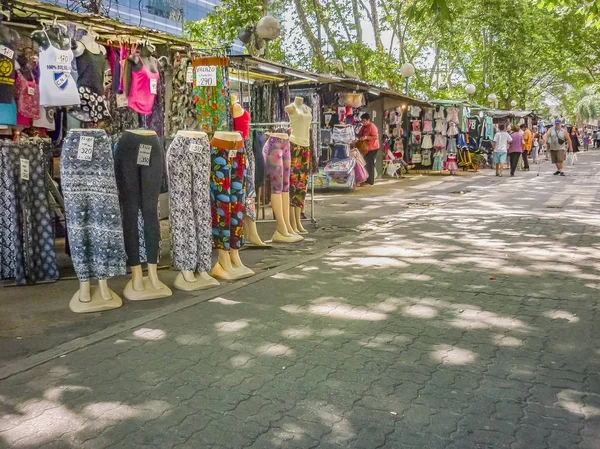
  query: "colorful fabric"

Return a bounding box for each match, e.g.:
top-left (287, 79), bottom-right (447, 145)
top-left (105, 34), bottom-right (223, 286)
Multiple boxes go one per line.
top-left (243, 138), bottom-right (256, 221)
top-left (289, 142), bottom-right (311, 208)
top-left (71, 86), bottom-right (111, 123)
top-left (263, 136), bottom-right (290, 194)
top-left (210, 140), bottom-right (246, 250)
top-left (167, 134), bottom-right (212, 272)
top-left (15, 72), bottom-right (40, 120)
top-left (193, 66), bottom-right (229, 134)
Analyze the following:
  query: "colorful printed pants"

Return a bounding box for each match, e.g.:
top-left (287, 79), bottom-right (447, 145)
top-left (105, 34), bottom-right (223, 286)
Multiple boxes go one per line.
top-left (210, 139), bottom-right (246, 250)
top-left (289, 142), bottom-right (311, 208)
top-left (0, 141), bottom-right (59, 284)
top-left (167, 134), bottom-right (212, 273)
top-left (61, 129), bottom-right (127, 281)
top-left (263, 136), bottom-right (290, 194)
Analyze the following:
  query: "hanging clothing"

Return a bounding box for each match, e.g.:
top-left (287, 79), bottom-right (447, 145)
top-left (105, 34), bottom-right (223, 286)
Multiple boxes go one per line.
top-left (210, 137), bottom-right (246, 250)
top-left (289, 142), bottom-right (310, 208)
top-left (169, 56), bottom-right (199, 133)
top-left (432, 150), bottom-right (443, 171)
top-left (61, 129), bottom-right (126, 281)
top-left (192, 63), bottom-right (229, 133)
top-left (38, 32), bottom-right (80, 107)
top-left (0, 141), bottom-right (58, 284)
top-left (167, 133), bottom-right (212, 273)
top-left (447, 154), bottom-right (458, 174)
top-left (0, 101), bottom-right (16, 125)
top-left (75, 46), bottom-right (105, 94)
top-left (0, 36), bottom-right (16, 104)
top-left (423, 120), bottom-right (433, 133)
top-left (244, 138), bottom-right (257, 221)
top-left (233, 109), bottom-right (250, 139)
top-left (263, 135), bottom-right (290, 194)
top-left (15, 72), bottom-right (40, 120)
top-left (128, 57), bottom-right (160, 115)
top-left (421, 134), bottom-right (433, 149)
top-left (114, 131), bottom-right (164, 266)
top-left (252, 130), bottom-right (266, 190)
top-left (446, 107), bottom-right (459, 123)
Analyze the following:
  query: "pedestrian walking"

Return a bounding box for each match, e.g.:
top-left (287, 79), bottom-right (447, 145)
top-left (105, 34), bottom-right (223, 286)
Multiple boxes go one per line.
top-left (532, 134), bottom-right (540, 164)
top-left (543, 119), bottom-right (572, 177)
top-left (356, 113), bottom-right (380, 186)
top-left (569, 126), bottom-right (581, 154)
top-left (520, 124), bottom-right (532, 171)
top-left (583, 132), bottom-right (590, 151)
top-left (492, 123), bottom-right (512, 177)
top-left (508, 125), bottom-right (524, 177)
top-left (594, 130), bottom-right (600, 148)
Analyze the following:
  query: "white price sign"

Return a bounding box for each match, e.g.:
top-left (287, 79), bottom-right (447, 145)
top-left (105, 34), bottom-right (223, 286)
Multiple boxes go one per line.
top-left (0, 45), bottom-right (14, 59)
top-left (228, 150), bottom-right (237, 159)
top-left (137, 144), bottom-right (152, 166)
top-left (149, 78), bottom-right (158, 95)
top-left (27, 87), bottom-right (35, 96)
top-left (116, 94), bottom-right (128, 108)
top-left (185, 66), bottom-right (194, 84)
top-left (77, 136), bottom-right (94, 161)
top-left (189, 144), bottom-right (203, 153)
top-left (20, 159), bottom-right (29, 181)
top-left (195, 66), bottom-right (217, 87)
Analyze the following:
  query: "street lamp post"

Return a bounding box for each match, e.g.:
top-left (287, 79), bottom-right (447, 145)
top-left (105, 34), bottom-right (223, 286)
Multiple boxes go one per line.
top-left (400, 63), bottom-right (415, 96)
top-left (487, 93), bottom-right (498, 109)
top-left (465, 84), bottom-right (476, 102)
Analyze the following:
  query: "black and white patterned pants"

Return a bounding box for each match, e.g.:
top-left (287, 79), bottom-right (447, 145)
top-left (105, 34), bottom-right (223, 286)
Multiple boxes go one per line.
top-left (167, 134), bottom-right (212, 273)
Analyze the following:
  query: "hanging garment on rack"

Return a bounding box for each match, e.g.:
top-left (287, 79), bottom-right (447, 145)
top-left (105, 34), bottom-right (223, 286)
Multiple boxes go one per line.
top-left (210, 137), bottom-right (246, 250)
top-left (434, 119), bottom-right (445, 134)
top-left (15, 72), bottom-right (40, 120)
top-left (411, 120), bottom-right (421, 132)
top-left (73, 46), bottom-right (111, 123)
top-left (38, 31), bottom-right (80, 107)
top-left (446, 107), bottom-right (459, 123)
top-left (423, 120), bottom-right (433, 133)
top-left (411, 131), bottom-right (422, 145)
top-left (244, 138), bottom-right (257, 221)
top-left (447, 137), bottom-right (458, 153)
top-left (434, 106), bottom-right (445, 120)
top-left (421, 149), bottom-right (432, 166)
top-left (128, 58), bottom-right (160, 115)
top-left (193, 62), bottom-right (230, 133)
top-left (289, 142), bottom-right (311, 208)
top-left (447, 122), bottom-right (459, 137)
top-left (0, 141), bottom-right (58, 284)
top-left (169, 56), bottom-right (199, 132)
top-left (447, 153), bottom-right (458, 173)
top-left (410, 106), bottom-right (421, 117)
top-left (61, 129), bottom-right (126, 281)
top-left (434, 134), bottom-right (447, 149)
top-left (423, 108), bottom-right (433, 121)
top-left (263, 135), bottom-right (290, 194)
top-left (331, 125), bottom-right (355, 143)
top-left (167, 133), bottom-right (212, 273)
top-left (252, 130), bottom-right (266, 190)
top-left (421, 134), bottom-right (433, 149)
top-left (432, 150), bottom-right (443, 171)
top-left (114, 131), bottom-right (164, 266)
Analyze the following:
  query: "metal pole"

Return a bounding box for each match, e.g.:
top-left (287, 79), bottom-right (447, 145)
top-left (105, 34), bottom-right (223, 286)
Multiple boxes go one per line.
top-left (405, 78), bottom-right (409, 96)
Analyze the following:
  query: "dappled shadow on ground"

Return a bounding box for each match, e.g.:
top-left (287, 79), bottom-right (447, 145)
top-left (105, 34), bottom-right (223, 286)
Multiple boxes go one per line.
top-left (2, 173), bottom-right (600, 448)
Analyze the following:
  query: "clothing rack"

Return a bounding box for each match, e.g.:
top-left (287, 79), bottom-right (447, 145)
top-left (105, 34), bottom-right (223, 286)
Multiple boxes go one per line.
top-left (250, 121), bottom-right (320, 226)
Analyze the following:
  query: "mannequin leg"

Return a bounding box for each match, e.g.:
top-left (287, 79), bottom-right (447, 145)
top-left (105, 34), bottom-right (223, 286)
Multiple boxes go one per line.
top-left (244, 218), bottom-right (267, 246)
top-left (131, 265), bottom-right (144, 291)
top-left (182, 271), bottom-right (197, 282)
top-left (271, 193), bottom-right (291, 236)
top-left (293, 206), bottom-right (308, 234)
top-left (78, 281), bottom-right (92, 303)
top-left (282, 192), bottom-right (299, 236)
top-left (98, 280), bottom-right (113, 300)
top-left (230, 249), bottom-right (255, 277)
top-left (147, 264), bottom-right (167, 290)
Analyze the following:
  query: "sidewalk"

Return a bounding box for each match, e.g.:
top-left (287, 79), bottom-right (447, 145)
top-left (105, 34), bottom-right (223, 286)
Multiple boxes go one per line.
top-left (1, 154), bottom-right (600, 448)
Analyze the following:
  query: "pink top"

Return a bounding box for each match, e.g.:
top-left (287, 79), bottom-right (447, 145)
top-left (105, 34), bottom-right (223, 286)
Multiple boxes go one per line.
top-left (15, 72), bottom-right (40, 119)
top-left (233, 109), bottom-right (250, 139)
top-left (128, 57), bottom-right (159, 115)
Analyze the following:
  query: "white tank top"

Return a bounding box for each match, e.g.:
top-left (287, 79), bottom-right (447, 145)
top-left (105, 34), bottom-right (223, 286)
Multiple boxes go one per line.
top-left (38, 32), bottom-right (80, 107)
top-left (288, 104), bottom-right (312, 147)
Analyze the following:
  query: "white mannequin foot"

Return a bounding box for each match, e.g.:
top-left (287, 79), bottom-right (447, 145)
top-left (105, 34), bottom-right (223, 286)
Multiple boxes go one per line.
top-left (173, 271), bottom-right (220, 291)
top-left (272, 230), bottom-right (303, 243)
top-left (124, 264), bottom-right (172, 301)
top-left (244, 218), bottom-right (268, 247)
top-left (231, 249), bottom-right (255, 279)
top-left (70, 284), bottom-right (122, 313)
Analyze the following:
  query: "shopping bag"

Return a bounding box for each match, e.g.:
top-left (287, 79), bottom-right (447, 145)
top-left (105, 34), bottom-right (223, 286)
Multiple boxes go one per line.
top-left (354, 162), bottom-right (369, 184)
top-left (566, 152), bottom-right (575, 165)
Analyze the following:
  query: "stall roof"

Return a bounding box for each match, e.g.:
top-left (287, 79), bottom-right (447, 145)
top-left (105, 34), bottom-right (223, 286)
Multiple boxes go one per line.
top-left (229, 55), bottom-right (431, 107)
top-left (486, 109), bottom-right (536, 119)
top-left (6, 0), bottom-right (197, 49)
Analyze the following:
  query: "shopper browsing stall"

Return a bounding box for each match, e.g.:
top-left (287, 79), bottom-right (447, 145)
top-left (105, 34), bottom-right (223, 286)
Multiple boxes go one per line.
top-left (356, 113), bottom-right (380, 186)
top-left (492, 124), bottom-right (512, 177)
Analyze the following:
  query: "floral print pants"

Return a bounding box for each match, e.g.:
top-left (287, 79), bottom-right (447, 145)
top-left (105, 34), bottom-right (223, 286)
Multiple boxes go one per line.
top-left (167, 134), bottom-right (212, 272)
top-left (210, 140), bottom-right (246, 250)
top-left (289, 142), bottom-right (311, 208)
top-left (263, 136), bottom-right (290, 194)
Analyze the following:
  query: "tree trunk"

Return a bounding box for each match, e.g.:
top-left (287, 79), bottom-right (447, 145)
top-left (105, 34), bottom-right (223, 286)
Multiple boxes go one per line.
top-left (350, 0), bottom-right (367, 77)
top-left (368, 0), bottom-right (384, 52)
top-left (292, 0), bottom-right (327, 68)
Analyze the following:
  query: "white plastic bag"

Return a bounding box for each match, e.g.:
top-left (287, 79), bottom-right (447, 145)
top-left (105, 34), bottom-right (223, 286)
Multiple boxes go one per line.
top-left (566, 152), bottom-right (576, 166)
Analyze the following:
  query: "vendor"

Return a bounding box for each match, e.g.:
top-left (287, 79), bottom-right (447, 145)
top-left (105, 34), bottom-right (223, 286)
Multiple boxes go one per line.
top-left (357, 113), bottom-right (380, 186)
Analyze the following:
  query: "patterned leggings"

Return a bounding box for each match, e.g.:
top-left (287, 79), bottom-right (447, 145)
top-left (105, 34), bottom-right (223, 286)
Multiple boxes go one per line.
top-left (289, 142), bottom-right (311, 208)
top-left (210, 139), bottom-right (246, 250)
top-left (244, 138), bottom-right (256, 221)
top-left (263, 136), bottom-right (290, 194)
top-left (167, 134), bottom-right (212, 272)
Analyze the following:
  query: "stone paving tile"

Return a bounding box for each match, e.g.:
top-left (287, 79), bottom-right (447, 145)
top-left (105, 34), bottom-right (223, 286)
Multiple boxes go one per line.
top-left (2, 155), bottom-right (600, 448)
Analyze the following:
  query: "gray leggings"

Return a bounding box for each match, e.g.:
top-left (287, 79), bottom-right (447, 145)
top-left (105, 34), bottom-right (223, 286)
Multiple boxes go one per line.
top-left (114, 131), bottom-right (164, 266)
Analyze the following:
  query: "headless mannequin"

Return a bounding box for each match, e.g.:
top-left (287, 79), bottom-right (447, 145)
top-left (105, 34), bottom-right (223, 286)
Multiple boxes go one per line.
top-left (73, 32), bottom-right (106, 58)
top-left (17, 55), bottom-right (33, 82)
top-left (284, 97), bottom-right (311, 235)
top-left (66, 130), bottom-right (122, 312)
top-left (231, 95), bottom-right (267, 247)
top-left (31, 25), bottom-right (70, 50)
top-left (122, 129), bottom-right (173, 301)
top-left (267, 131), bottom-right (303, 243)
top-left (210, 131), bottom-right (255, 281)
top-left (125, 45), bottom-right (158, 96)
top-left (172, 130), bottom-right (220, 291)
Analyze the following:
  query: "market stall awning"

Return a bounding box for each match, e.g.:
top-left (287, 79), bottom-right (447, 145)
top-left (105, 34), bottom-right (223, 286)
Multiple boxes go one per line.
top-left (229, 55), bottom-right (431, 107)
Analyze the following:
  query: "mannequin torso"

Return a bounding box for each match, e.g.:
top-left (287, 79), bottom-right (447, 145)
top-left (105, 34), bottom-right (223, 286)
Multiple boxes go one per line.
top-left (285, 97), bottom-right (312, 146)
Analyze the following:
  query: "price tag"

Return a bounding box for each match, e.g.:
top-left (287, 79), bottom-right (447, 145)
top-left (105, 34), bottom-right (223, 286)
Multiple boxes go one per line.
top-left (56, 54), bottom-right (69, 64)
top-left (77, 136), bottom-right (94, 161)
top-left (116, 94), bottom-right (128, 108)
top-left (20, 159), bottom-right (29, 181)
top-left (189, 144), bottom-right (203, 153)
top-left (195, 66), bottom-right (217, 87)
top-left (0, 45), bottom-right (14, 59)
top-left (27, 87), bottom-right (35, 96)
top-left (228, 150), bottom-right (237, 159)
top-left (149, 78), bottom-right (157, 95)
top-left (185, 66), bottom-right (194, 84)
top-left (137, 144), bottom-right (152, 166)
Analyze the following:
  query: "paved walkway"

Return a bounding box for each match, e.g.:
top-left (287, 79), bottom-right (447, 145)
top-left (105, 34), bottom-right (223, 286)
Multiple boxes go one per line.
top-left (1, 154), bottom-right (600, 448)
